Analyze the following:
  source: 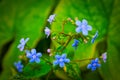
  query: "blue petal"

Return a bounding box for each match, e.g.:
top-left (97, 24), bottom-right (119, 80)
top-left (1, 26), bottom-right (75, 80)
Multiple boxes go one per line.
top-left (26, 53), bottom-right (32, 58)
top-left (29, 59), bottom-right (35, 63)
top-left (91, 38), bottom-right (95, 43)
top-left (91, 60), bottom-right (95, 64)
top-left (31, 49), bottom-right (36, 55)
top-left (55, 55), bottom-right (60, 59)
top-left (95, 58), bottom-right (99, 62)
top-left (17, 44), bottom-right (21, 48)
top-left (20, 46), bottom-right (24, 51)
top-left (18, 68), bottom-right (23, 72)
top-left (53, 60), bottom-right (59, 65)
top-left (82, 28), bottom-right (88, 36)
top-left (35, 58), bottom-right (40, 63)
top-left (25, 38), bottom-right (29, 43)
top-left (72, 43), bottom-right (76, 47)
top-left (87, 64), bottom-right (92, 69)
top-left (76, 26), bottom-right (82, 33)
top-left (87, 25), bottom-right (92, 31)
top-left (82, 19), bottom-right (88, 25)
top-left (61, 54), bottom-right (66, 59)
top-left (96, 64), bottom-right (101, 68)
top-left (37, 53), bottom-right (42, 57)
top-left (64, 59), bottom-right (70, 63)
top-left (91, 66), bottom-right (96, 71)
top-left (20, 38), bottom-right (25, 43)
top-left (59, 62), bottom-right (65, 68)
top-left (75, 20), bottom-right (81, 26)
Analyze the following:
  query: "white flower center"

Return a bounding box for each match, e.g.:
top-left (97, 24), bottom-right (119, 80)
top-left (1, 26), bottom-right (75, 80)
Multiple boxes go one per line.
top-left (33, 55), bottom-right (36, 59)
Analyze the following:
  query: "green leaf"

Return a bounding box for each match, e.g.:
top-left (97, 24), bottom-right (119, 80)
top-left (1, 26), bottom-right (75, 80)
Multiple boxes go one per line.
top-left (51, 0), bottom-right (107, 68)
top-left (66, 63), bottom-right (82, 80)
top-left (23, 61), bottom-right (51, 79)
top-left (99, 0), bottom-right (120, 80)
top-left (0, 0), bottom-right (58, 79)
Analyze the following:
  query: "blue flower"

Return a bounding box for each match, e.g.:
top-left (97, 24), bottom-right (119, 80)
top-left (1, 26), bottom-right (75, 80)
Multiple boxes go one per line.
top-left (91, 31), bottom-right (98, 43)
top-left (72, 39), bottom-right (79, 49)
top-left (87, 58), bottom-right (101, 71)
top-left (53, 54), bottom-right (70, 68)
top-left (47, 14), bottom-right (56, 24)
top-left (102, 52), bottom-right (107, 63)
top-left (75, 19), bottom-right (92, 36)
top-left (17, 38), bottom-right (29, 51)
top-left (45, 27), bottom-right (51, 38)
top-left (14, 61), bottom-right (24, 72)
top-left (26, 49), bottom-right (42, 63)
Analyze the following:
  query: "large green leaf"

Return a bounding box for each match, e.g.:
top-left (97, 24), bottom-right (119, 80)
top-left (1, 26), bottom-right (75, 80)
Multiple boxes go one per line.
top-left (23, 61), bottom-right (51, 79)
top-left (99, 0), bottom-right (120, 80)
top-left (51, 0), bottom-right (120, 80)
top-left (0, 0), bottom-right (58, 80)
top-left (51, 0), bottom-right (107, 67)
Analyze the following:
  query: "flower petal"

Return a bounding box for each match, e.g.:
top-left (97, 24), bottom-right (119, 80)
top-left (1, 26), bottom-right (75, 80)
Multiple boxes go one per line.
top-left (82, 19), bottom-right (88, 25)
top-left (87, 64), bottom-right (92, 69)
top-left (37, 53), bottom-right (42, 57)
top-left (59, 62), bottom-right (65, 68)
top-left (91, 66), bottom-right (96, 71)
top-left (25, 38), bottom-right (29, 43)
top-left (20, 38), bottom-right (24, 43)
top-left (87, 25), bottom-right (92, 31)
top-left (76, 26), bottom-right (82, 33)
top-left (64, 59), bottom-right (70, 63)
top-left (55, 55), bottom-right (60, 59)
top-left (31, 49), bottom-right (36, 55)
top-left (29, 59), bottom-right (35, 63)
top-left (82, 28), bottom-right (88, 36)
top-left (61, 54), bottom-right (66, 59)
top-left (75, 20), bottom-right (81, 26)
top-left (53, 60), bottom-right (59, 65)
top-left (35, 58), bottom-right (40, 63)
top-left (26, 53), bottom-right (32, 58)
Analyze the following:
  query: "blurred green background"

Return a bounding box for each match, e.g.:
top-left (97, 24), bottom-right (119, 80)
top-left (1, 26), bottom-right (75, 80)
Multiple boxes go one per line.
top-left (0, 0), bottom-right (120, 80)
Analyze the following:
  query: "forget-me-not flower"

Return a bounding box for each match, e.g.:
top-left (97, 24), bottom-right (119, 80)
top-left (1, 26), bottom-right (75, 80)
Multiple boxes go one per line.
top-left (45, 27), bottom-right (51, 38)
top-left (53, 54), bottom-right (70, 68)
top-left (102, 52), bottom-right (107, 63)
top-left (14, 61), bottom-right (24, 72)
top-left (26, 49), bottom-right (42, 63)
top-left (17, 38), bottom-right (29, 51)
top-left (87, 58), bottom-right (101, 71)
top-left (47, 14), bottom-right (56, 24)
top-left (91, 31), bottom-right (98, 43)
top-left (75, 19), bottom-right (92, 36)
top-left (72, 39), bottom-right (79, 49)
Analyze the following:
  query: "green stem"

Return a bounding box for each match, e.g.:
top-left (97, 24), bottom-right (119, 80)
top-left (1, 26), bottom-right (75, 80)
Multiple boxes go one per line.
top-left (61, 35), bottom-right (73, 52)
top-left (41, 57), bottom-right (52, 65)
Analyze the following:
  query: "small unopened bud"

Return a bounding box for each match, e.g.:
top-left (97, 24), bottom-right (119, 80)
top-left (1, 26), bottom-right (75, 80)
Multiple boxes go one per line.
top-left (47, 49), bottom-right (51, 53)
top-left (84, 39), bottom-right (88, 43)
top-left (19, 55), bottom-right (23, 59)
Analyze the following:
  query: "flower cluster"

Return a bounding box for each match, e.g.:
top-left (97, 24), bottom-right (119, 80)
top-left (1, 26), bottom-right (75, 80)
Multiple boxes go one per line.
top-left (26, 49), bottom-right (42, 63)
top-left (14, 61), bottom-right (24, 72)
top-left (47, 14), bottom-right (56, 24)
top-left (75, 19), bottom-right (92, 36)
top-left (72, 39), bottom-right (79, 49)
top-left (17, 38), bottom-right (29, 51)
top-left (13, 14), bottom-right (107, 80)
top-left (53, 54), bottom-right (70, 68)
top-left (87, 58), bottom-right (101, 71)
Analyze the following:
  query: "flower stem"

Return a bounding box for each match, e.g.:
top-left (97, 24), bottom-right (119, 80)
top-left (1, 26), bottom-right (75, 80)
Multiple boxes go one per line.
top-left (41, 57), bottom-right (52, 65)
top-left (61, 35), bottom-right (73, 52)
